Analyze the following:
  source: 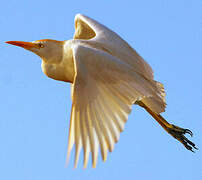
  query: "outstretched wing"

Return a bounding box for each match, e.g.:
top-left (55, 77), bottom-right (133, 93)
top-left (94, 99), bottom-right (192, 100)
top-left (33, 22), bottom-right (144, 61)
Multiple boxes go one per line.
top-left (66, 44), bottom-right (165, 168)
top-left (73, 14), bottom-right (154, 79)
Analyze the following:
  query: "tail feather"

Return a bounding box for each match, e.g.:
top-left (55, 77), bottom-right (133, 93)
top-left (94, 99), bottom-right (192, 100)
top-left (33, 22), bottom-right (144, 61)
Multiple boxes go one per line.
top-left (140, 81), bottom-right (166, 114)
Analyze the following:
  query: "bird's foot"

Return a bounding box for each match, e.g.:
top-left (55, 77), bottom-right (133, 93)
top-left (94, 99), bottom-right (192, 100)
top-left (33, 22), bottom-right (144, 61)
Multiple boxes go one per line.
top-left (166, 124), bottom-right (198, 152)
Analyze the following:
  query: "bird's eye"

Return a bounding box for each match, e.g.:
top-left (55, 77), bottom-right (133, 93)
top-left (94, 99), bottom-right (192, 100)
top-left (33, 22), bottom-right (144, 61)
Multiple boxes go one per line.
top-left (38, 43), bottom-right (44, 48)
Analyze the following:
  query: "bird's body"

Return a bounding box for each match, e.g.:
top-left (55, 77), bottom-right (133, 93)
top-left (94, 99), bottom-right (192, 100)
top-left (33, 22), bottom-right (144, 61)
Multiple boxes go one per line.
top-left (6, 14), bottom-right (197, 168)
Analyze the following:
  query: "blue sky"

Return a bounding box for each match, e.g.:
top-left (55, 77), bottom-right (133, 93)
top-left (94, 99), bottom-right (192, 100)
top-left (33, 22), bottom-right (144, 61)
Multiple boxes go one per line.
top-left (1, 0), bottom-right (202, 179)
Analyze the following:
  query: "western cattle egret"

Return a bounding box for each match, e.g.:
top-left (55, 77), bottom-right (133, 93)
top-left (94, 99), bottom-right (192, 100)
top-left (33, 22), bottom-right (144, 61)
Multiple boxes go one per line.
top-left (6, 14), bottom-right (197, 168)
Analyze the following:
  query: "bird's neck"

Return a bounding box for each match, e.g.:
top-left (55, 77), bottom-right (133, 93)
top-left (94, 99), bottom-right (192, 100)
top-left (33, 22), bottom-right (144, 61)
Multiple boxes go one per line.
top-left (41, 42), bottom-right (75, 83)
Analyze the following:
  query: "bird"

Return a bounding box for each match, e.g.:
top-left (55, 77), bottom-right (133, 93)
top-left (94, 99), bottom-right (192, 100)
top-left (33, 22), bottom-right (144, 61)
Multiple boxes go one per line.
top-left (6, 14), bottom-right (197, 168)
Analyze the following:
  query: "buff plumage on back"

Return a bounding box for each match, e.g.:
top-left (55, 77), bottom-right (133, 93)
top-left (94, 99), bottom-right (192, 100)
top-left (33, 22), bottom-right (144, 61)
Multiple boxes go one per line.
top-left (66, 14), bottom-right (166, 168)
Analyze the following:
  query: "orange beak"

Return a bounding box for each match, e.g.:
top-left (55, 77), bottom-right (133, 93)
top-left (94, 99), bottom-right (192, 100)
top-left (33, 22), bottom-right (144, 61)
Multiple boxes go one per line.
top-left (5, 41), bottom-right (38, 49)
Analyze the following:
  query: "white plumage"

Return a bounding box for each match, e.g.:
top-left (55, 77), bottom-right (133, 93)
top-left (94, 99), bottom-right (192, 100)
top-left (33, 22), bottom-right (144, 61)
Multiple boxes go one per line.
top-left (6, 14), bottom-right (197, 169)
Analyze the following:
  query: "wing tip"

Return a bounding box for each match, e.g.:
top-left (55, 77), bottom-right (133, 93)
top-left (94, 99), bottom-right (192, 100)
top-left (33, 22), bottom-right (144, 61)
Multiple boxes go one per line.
top-left (92, 162), bottom-right (97, 168)
top-left (75, 13), bottom-right (83, 21)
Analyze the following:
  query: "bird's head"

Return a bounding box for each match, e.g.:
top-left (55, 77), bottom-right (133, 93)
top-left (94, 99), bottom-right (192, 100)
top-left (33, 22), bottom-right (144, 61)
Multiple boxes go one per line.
top-left (6, 39), bottom-right (64, 63)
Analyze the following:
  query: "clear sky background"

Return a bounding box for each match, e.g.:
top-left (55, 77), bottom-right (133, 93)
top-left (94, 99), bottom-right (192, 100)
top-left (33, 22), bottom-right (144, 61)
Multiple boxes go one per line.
top-left (1, 0), bottom-right (202, 179)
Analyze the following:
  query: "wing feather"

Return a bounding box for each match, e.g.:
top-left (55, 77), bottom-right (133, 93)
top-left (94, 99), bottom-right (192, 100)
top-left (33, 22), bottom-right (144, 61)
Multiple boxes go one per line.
top-left (90, 103), bottom-right (108, 162)
top-left (66, 44), bottom-right (165, 167)
top-left (97, 94), bottom-right (119, 144)
top-left (73, 14), bottom-right (154, 79)
top-left (85, 103), bottom-right (98, 168)
top-left (66, 105), bottom-right (75, 164)
top-left (74, 108), bottom-right (82, 168)
top-left (79, 108), bottom-right (90, 168)
top-left (97, 86), bottom-right (124, 134)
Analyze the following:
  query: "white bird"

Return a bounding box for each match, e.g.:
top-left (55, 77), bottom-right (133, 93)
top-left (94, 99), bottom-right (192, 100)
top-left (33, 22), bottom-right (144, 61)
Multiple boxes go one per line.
top-left (6, 14), bottom-right (197, 168)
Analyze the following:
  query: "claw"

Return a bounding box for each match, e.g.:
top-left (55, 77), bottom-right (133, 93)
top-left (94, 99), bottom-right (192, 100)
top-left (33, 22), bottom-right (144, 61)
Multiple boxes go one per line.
top-left (167, 124), bottom-right (198, 152)
top-left (184, 129), bottom-right (193, 137)
top-left (181, 135), bottom-right (198, 152)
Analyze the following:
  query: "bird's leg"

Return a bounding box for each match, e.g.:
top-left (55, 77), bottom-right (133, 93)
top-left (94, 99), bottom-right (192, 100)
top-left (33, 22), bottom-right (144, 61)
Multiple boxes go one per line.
top-left (137, 101), bottom-right (198, 152)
